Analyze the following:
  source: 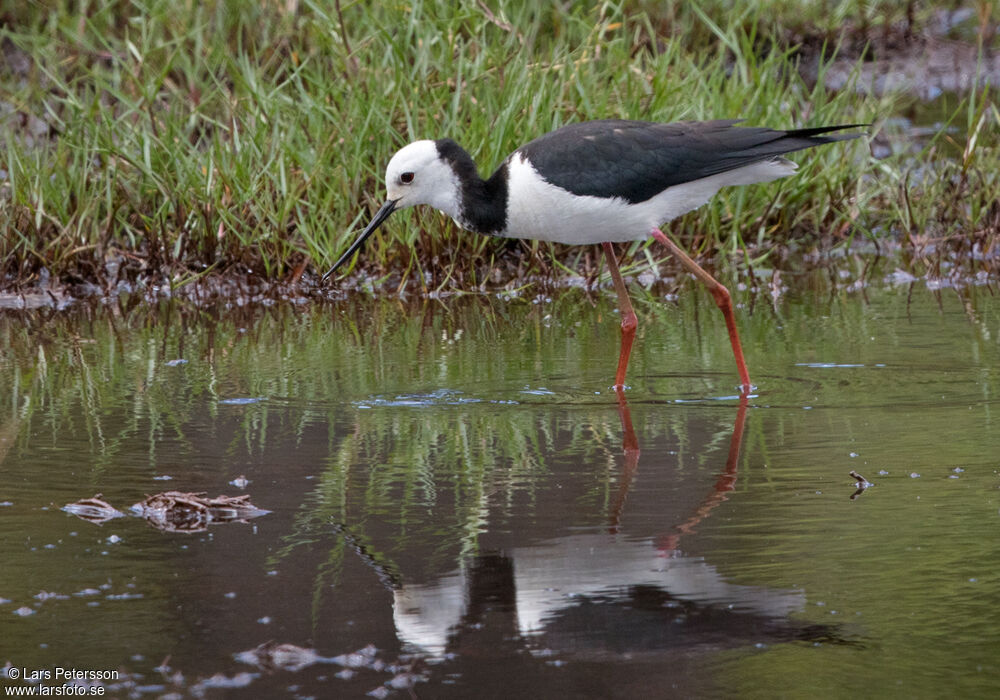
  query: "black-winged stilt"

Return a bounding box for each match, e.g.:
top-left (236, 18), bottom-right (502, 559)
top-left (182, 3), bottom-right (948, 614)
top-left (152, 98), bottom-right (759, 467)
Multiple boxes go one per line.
top-left (323, 119), bottom-right (864, 394)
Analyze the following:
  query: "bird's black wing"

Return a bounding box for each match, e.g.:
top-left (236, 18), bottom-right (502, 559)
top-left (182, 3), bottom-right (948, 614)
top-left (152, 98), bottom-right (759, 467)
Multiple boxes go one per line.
top-left (514, 119), bottom-right (865, 204)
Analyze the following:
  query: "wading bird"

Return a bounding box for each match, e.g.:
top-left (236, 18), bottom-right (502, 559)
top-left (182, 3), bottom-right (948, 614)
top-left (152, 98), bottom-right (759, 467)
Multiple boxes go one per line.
top-left (323, 119), bottom-right (863, 393)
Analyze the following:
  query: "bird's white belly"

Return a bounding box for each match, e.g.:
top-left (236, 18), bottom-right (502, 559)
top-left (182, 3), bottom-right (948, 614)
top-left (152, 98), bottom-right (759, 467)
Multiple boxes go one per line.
top-left (501, 154), bottom-right (796, 245)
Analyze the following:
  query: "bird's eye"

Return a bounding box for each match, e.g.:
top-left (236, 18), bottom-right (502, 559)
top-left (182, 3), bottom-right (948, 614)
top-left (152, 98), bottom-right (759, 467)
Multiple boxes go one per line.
top-left (400, 172), bottom-right (415, 184)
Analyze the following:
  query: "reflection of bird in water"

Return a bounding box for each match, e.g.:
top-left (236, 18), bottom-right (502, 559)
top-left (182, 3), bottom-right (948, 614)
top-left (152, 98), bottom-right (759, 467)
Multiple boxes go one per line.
top-left (389, 395), bottom-right (851, 663)
top-left (392, 543), bottom-right (846, 663)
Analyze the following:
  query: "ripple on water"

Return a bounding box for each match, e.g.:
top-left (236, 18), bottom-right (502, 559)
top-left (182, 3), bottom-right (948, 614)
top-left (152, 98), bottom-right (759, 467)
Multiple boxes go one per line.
top-left (218, 397), bottom-right (268, 405)
top-left (354, 389), bottom-right (519, 409)
top-left (744, 361), bottom-right (999, 411)
top-left (351, 384), bottom-right (645, 409)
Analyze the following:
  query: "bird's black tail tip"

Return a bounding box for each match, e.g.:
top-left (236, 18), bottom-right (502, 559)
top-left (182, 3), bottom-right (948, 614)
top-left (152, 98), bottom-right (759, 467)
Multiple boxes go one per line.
top-left (790, 123), bottom-right (870, 141)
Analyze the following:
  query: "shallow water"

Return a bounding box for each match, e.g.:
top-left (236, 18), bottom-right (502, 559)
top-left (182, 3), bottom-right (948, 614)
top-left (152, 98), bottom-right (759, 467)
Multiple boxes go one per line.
top-left (1, 280), bottom-right (998, 698)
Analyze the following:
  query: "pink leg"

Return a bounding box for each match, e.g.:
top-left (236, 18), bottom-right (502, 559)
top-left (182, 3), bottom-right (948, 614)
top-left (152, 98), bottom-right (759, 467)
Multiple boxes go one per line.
top-left (650, 229), bottom-right (752, 394)
top-left (601, 242), bottom-right (638, 390)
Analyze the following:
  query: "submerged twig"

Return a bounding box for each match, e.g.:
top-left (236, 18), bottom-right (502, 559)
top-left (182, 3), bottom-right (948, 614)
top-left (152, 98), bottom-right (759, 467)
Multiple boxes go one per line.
top-left (61, 494), bottom-right (126, 525)
top-left (64, 491), bottom-right (270, 532)
top-left (849, 470), bottom-right (872, 500)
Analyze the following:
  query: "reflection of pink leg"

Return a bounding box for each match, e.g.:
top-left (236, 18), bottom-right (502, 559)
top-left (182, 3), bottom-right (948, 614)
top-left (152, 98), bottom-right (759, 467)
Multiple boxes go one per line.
top-left (657, 394), bottom-right (749, 553)
top-left (650, 229), bottom-right (752, 394)
top-left (601, 242), bottom-right (638, 390)
top-left (717, 394), bottom-right (749, 492)
top-left (609, 388), bottom-right (641, 534)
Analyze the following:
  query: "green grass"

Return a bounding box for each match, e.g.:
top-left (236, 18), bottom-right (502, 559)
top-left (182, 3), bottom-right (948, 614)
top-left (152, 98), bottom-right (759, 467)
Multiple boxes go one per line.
top-left (0, 0), bottom-right (997, 293)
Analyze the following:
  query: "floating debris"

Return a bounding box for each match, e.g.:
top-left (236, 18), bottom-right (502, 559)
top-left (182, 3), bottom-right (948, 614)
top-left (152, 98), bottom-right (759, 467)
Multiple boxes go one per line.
top-left (129, 491), bottom-right (271, 533)
top-left (386, 670), bottom-right (426, 689)
top-left (189, 672), bottom-right (257, 691)
top-left (53, 643), bottom-right (428, 698)
top-left (61, 495), bottom-right (126, 525)
top-left (234, 641), bottom-right (330, 673)
top-left (332, 644), bottom-right (379, 669)
top-left (63, 492), bottom-right (269, 533)
top-left (849, 470), bottom-right (871, 501)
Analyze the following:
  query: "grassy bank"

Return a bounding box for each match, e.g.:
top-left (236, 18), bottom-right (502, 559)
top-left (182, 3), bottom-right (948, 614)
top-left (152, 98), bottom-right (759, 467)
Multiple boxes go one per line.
top-left (0, 0), bottom-right (997, 295)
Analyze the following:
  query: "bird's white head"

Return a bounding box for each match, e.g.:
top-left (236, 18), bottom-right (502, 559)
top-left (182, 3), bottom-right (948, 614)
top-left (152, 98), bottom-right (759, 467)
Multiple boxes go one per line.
top-left (321, 139), bottom-right (463, 281)
top-left (383, 140), bottom-right (461, 215)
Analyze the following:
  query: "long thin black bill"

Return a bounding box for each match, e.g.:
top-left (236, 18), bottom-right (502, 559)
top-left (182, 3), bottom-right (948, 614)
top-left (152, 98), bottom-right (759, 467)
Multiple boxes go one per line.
top-left (321, 199), bottom-right (398, 282)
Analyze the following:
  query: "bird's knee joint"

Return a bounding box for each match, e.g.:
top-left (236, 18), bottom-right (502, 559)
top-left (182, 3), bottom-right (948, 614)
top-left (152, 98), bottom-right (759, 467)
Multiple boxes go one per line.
top-left (710, 285), bottom-right (732, 309)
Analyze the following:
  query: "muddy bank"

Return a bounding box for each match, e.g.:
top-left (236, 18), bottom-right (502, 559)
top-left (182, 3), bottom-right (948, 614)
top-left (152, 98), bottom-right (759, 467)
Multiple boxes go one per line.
top-left (794, 8), bottom-right (999, 98)
top-left (2, 237), bottom-right (997, 312)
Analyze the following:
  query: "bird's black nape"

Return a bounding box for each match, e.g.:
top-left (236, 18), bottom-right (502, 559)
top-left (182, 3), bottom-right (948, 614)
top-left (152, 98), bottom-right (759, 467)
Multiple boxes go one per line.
top-left (435, 138), bottom-right (509, 235)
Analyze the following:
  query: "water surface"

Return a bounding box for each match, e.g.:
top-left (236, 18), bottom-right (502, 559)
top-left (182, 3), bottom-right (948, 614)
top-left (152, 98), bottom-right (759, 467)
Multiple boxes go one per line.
top-left (1, 280), bottom-right (998, 698)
